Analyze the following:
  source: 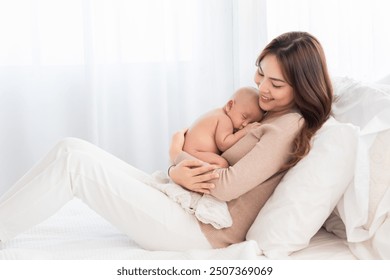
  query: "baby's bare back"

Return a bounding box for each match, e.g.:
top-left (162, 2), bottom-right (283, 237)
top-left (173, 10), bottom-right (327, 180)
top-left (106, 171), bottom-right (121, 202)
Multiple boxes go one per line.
top-left (183, 108), bottom-right (227, 155)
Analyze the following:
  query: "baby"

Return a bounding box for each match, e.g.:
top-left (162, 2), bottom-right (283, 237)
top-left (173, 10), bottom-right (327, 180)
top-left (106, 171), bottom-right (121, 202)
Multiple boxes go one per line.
top-left (153, 86), bottom-right (263, 229)
top-left (183, 86), bottom-right (264, 168)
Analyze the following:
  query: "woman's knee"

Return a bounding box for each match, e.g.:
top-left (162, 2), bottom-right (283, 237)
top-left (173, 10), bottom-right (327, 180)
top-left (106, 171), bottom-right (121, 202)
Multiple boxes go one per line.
top-left (55, 137), bottom-right (91, 154)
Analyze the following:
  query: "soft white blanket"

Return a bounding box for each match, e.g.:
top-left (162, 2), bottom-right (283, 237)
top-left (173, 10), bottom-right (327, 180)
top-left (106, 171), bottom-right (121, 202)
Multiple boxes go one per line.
top-left (151, 171), bottom-right (232, 229)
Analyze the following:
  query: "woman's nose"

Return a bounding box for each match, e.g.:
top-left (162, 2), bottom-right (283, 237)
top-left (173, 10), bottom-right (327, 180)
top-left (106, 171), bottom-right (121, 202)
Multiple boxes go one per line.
top-left (258, 80), bottom-right (269, 93)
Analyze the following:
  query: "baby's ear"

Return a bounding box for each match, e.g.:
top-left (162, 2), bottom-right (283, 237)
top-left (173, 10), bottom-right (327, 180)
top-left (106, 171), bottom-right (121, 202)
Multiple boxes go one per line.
top-left (225, 99), bottom-right (235, 112)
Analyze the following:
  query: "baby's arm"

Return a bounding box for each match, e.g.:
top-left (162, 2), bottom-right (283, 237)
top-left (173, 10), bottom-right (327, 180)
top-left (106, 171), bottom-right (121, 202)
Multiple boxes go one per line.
top-left (215, 116), bottom-right (255, 152)
top-left (187, 150), bottom-right (229, 168)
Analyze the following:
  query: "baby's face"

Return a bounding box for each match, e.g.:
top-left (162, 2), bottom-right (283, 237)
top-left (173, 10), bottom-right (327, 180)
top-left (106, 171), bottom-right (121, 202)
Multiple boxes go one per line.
top-left (228, 103), bottom-right (263, 130)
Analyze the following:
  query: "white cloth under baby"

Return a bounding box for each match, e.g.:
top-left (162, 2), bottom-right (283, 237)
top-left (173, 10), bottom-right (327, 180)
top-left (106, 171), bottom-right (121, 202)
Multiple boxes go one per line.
top-left (151, 171), bottom-right (232, 229)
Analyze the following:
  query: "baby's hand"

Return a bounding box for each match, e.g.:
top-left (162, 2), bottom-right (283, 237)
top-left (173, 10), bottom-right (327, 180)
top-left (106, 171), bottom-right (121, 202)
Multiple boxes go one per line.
top-left (243, 122), bottom-right (261, 132)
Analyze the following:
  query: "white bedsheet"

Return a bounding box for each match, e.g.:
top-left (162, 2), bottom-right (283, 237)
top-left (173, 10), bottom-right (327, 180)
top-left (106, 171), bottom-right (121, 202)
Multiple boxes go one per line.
top-left (0, 198), bottom-right (356, 260)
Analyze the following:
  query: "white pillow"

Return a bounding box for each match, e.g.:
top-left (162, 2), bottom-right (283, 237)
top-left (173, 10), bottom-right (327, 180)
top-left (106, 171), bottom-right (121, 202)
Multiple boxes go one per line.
top-left (332, 76), bottom-right (390, 135)
top-left (324, 76), bottom-right (389, 240)
top-left (246, 117), bottom-right (359, 258)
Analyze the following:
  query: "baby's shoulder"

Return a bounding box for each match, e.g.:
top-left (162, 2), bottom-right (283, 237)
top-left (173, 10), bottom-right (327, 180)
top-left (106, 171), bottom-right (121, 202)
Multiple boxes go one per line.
top-left (189, 108), bottom-right (225, 129)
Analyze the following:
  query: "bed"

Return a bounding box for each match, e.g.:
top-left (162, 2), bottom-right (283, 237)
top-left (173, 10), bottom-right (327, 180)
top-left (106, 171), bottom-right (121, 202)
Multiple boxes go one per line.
top-left (0, 76), bottom-right (389, 260)
top-left (0, 198), bottom-right (355, 260)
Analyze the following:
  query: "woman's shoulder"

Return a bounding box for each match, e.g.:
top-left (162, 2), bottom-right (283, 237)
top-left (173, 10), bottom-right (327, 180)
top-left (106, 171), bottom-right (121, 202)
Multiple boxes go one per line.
top-left (244, 111), bottom-right (303, 149)
top-left (247, 109), bottom-right (304, 140)
top-left (262, 109), bottom-right (304, 129)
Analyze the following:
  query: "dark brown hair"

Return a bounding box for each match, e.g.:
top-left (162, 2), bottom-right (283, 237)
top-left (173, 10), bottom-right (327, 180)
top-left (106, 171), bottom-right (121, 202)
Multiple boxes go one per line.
top-left (256, 31), bottom-right (333, 169)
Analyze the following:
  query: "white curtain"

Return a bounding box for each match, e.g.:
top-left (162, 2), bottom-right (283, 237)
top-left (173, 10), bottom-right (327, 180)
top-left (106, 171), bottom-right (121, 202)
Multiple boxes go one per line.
top-left (1, 0), bottom-right (389, 195)
top-left (0, 0), bottom-right (267, 195)
top-left (266, 0), bottom-right (390, 82)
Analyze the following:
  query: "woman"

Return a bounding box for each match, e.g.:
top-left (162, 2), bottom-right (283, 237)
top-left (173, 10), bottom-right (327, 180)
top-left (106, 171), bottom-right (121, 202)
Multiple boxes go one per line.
top-left (0, 32), bottom-right (333, 251)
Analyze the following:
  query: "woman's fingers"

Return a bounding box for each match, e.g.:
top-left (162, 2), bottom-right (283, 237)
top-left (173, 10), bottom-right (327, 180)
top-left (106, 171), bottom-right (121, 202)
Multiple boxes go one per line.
top-left (193, 171), bottom-right (219, 183)
top-left (192, 183), bottom-right (215, 194)
top-left (171, 159), bottom-right (220, 193)
top-left (180, 161), bottom-right (219, 185)
top-left (180, 161), bottom-right (218, 177)
top-left (192, 164), bottom-right (218, 175)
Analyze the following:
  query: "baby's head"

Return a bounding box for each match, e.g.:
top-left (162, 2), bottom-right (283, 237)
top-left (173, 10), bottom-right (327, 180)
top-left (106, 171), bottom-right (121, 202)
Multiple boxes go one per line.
top-left (225, 86), bottom-right (264, 130)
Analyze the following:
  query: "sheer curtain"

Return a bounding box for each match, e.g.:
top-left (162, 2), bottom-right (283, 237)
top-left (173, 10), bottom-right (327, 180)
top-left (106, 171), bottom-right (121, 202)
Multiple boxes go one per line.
top-left (1, 0), bottom-right (389, 195)
top-left (0, 0), bottom-right (267, 195)
top-left (266, 0), bottom-right (390, 82)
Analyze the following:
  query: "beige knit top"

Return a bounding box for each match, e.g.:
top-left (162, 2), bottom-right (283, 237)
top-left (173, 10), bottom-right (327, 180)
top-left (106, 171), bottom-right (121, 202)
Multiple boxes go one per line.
top-left (174, 109), bottom-right (304, 248)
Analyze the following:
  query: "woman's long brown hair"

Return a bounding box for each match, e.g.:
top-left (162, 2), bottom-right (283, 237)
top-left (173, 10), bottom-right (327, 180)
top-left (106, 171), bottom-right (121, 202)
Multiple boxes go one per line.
top-left (256, 31), bottom-right (333, 170)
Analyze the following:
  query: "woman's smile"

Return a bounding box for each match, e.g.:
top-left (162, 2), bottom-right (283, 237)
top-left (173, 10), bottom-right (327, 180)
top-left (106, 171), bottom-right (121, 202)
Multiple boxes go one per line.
top-left (260, 94), bottom-right (273, 102)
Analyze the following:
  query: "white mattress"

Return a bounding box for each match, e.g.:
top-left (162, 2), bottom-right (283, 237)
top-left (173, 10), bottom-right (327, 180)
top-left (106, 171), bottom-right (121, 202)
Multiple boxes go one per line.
top-left (0, 198), bottom-right (356, 260)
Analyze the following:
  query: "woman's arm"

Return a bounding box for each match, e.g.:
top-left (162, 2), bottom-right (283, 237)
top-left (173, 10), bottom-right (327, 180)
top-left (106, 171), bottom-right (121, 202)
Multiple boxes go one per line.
top-left (210, 114), bottom-right (304, 201)
top-left (169, 113), bottom-right (302, 200)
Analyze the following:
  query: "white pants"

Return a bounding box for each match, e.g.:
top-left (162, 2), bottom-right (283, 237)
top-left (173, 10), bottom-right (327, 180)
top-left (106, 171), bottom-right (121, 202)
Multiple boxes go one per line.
top-left (0, 138), bottom-right (211, 251)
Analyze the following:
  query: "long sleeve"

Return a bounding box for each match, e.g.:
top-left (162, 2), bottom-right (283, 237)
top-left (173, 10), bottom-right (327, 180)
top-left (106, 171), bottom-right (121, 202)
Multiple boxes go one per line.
top-left (174, 110), bottom-right (305, 248)
top-left (174, 111), bottom-right (304, 202)
top-left (210, 113), bottom-right (304, 201)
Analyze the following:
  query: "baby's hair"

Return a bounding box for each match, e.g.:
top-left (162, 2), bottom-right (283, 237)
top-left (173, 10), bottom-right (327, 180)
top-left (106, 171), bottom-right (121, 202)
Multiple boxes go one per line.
top-left (232, 86), bottom-right (259, 100)
top-left (231, 87), bottom-right (263, 121)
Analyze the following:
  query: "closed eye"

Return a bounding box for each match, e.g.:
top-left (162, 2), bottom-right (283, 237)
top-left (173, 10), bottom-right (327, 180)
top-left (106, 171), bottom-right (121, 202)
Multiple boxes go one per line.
top-left (272, 84), bottom-right (282, 89)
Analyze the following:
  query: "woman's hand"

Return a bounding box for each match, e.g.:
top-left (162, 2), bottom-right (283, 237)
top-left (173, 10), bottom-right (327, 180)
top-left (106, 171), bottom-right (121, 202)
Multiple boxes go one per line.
top-left (169, 160), bottom-right (219, 194)
top-left (169, 128), bottom-right (188, 163)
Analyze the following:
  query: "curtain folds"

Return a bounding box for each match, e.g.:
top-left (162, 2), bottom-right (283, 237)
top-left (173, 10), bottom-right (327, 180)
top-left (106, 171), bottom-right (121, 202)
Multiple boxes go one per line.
top-left (1, 0), bottom-right (267, 194)
top-left (1, 0), bottom-right (389, 195)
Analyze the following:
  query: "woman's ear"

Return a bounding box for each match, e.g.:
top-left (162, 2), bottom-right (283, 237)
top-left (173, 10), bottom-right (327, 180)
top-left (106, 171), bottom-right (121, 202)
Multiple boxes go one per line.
top-left (225, 99), bottom-right (235, 112)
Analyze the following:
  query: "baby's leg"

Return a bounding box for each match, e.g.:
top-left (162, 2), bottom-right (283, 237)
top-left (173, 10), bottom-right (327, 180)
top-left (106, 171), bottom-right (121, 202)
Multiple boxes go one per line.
top-left (189, 151), bottom-right (229, 168)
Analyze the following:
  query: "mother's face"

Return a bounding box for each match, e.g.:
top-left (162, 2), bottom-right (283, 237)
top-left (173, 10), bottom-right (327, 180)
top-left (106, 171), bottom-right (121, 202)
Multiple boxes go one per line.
top-left (254, 54), bottom-right (295, 114)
